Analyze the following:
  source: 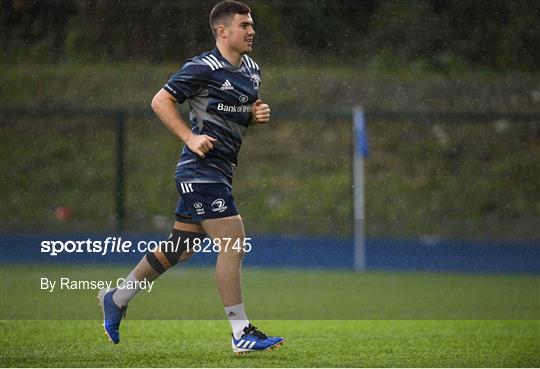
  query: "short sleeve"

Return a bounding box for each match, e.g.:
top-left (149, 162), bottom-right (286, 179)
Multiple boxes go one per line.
top-left (164, 61), bottom-right (206, 104)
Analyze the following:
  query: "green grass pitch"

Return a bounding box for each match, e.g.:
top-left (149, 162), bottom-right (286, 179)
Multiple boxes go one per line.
top-left (1, 265), bottom-right (539, 367)
top-left (1, 320), bottom-right (538, 367)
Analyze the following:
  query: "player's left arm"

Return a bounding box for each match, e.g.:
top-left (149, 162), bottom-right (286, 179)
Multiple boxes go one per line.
top-left (252, 99), bottom-right (271, 125)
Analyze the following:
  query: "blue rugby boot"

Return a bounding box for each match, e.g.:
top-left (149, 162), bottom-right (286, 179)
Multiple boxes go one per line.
top-left (97, 288), bottom-right (127, 344)
top-left (231, 324), bottom-right (284, 355)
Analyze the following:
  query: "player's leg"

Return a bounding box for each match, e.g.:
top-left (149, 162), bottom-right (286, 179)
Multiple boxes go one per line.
top-left (98, 220), bottom-right (204, 344)
top-left (201, 215), bottom-right (284, 354)
top-left (202, 215), bottom-right (245, 306)
top-left (112, 221), bottom-right (203, 306)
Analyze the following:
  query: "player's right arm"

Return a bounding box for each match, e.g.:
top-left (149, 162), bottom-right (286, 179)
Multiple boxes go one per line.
top-left (151, 89), bottom-right (217, 158)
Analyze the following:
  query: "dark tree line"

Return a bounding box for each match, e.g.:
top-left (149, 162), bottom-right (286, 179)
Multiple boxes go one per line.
top-left (2, 0), bottom-right (539, 70)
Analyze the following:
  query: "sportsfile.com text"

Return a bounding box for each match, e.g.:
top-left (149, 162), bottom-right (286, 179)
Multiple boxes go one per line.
top-left (40, 237), bottom-right (252, 256)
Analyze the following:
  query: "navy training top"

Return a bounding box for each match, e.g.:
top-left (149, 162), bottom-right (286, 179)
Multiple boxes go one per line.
top-left (163, 48), bottom-right (262, 187)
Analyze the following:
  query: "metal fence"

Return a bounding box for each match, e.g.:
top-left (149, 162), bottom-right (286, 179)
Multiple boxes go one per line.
top-left (1, 106), bottom-right (539, 237)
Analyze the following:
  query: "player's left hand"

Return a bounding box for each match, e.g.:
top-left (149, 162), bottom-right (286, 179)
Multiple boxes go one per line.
top-left (252, 99), bottom-right (271, 124)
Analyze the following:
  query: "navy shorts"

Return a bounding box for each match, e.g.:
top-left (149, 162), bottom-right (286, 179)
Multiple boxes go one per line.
top-left (175, 182), bottom-right (239, 223)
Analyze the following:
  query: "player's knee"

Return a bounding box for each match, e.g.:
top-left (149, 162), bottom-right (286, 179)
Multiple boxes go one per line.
top-left (145, 229), bottom-right (204, 274)
top-left (221, 240), bottom-right (245, 261)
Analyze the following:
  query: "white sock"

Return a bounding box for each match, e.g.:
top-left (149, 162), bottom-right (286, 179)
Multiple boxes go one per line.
top-left (112, 272), bottom-right (141, 307)
top-left (224, 303), bottom-right (250, 339)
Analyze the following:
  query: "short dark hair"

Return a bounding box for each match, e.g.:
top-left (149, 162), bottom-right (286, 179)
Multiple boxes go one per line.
top-left (209, 1), bottom-right (251, 37)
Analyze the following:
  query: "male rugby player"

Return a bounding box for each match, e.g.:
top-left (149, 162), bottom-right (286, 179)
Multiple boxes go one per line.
top-left (98, 0), bottom-right (284, 354)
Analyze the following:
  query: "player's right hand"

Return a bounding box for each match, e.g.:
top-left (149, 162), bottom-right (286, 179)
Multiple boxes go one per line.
top-left (186, 134), bottom-right (217, 158)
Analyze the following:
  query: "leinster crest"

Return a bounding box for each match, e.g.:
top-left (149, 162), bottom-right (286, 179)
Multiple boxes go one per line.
top-left (251, 74), bottom-right (260, 90)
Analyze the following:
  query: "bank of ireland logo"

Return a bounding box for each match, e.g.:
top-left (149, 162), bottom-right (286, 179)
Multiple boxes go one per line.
top-left (239, 94), bottom-right (249, 103)
top-left (212, 198), bottom-right (228, 212)
top-left (194, 202), bottom-right (205, 215)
